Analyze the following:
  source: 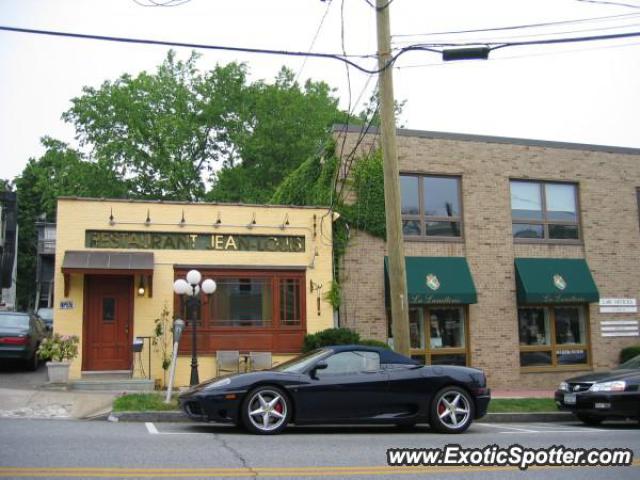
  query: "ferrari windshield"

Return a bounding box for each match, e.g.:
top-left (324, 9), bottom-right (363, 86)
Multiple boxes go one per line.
top-left (616, 355), bottom-right (640, 370)
top-left (271, 349), bottom-right (329, 373)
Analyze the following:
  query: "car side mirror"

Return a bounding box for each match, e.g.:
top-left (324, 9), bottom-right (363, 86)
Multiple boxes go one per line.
top-left (310, 361), bottom-right (328, 379)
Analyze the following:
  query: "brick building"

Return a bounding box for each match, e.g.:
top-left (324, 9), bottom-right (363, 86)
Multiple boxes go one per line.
top-left (336, 126), bottom-right (640, 390)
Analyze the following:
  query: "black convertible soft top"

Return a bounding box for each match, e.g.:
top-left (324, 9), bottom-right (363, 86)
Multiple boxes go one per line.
top-left (327, 344), bottom-right (419, 365)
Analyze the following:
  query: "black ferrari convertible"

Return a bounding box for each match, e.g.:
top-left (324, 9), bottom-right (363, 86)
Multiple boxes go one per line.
top-left (179, 345), bottom-right (491, 434)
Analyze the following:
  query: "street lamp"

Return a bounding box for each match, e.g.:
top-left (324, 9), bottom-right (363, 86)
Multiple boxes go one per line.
top-left (173, 269), bottom-right (217, 386)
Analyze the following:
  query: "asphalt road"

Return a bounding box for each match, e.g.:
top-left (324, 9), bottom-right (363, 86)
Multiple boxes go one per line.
top-left (0, 418), bottom-right (638, 479)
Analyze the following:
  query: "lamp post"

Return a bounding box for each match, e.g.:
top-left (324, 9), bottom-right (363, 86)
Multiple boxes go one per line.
top-left (173, 269), bottom-right (217, 386)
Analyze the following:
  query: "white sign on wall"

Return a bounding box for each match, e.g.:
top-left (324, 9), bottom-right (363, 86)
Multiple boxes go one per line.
top-left (599, 298), bottom-right (637, 313)
top-left (600, 320), bottom-right (639, 337)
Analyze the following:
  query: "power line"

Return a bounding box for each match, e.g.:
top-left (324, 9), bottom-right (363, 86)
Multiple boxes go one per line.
top-left (295, 0), bottom-right (334, 82)
top-left (392, 12), bottom-right (640, 38)
top-left (2, 24), bottom-right (639, 73)
top-left (576, 0), bottom-right (640, 8)
top-left (133, 0), bottom-right (192, 6)
top-left (0, 24), bottom-right (384, 74)
top-left (393, 20), bottom-right (640, 47)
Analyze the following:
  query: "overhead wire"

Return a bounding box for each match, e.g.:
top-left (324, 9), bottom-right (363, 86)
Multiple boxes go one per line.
top-left (295, 0), bottom-right (334, 82)
top-left (392, 11), bottom-right (640, 38)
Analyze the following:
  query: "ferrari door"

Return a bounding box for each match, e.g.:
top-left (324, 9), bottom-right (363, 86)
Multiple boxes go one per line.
top-left (294, 350), bottom-right (390, 422)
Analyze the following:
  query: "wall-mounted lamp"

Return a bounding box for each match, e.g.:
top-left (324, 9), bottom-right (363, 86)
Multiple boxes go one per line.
top-left (109, 208), bottom-right (115, 226)
top-left (214, 212), bottom-right (222, 227)
top-left (137, 276), bottom-right (146, 297)
top-left (144, 209), bottom-right (151, 226)
top-left (279, 213), bottom-right (290, 230)
top-left (308, 247), bottom-right (319, 269)
top-left (247, 212), bottom-right (256, 229)
top-left (309, 280), bottom-right (323, 316)
top-left (179, 210), bottom-right (186, 227)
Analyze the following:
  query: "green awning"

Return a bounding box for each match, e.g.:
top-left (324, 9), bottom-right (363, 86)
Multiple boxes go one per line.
top-left (385, 256), bottom-right (477, 305)
top-left (514, 258), bottom-right (599, 304)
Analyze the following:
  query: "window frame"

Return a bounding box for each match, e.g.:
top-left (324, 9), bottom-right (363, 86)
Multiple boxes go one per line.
top-left (510, 179), bottom-right (582, 244)
top-left (400, 305), bottom-right (470, 366)
top-left (400, 173), bottom-right (464, 242)
top-left (518, 304), bottom-right (592, 372)
top-left (174, 268), bottom-right (306, 354)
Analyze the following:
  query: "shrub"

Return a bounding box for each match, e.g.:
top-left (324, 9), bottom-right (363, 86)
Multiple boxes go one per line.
top-left (358, 339), bottom-right (390, 349)
top-left (620, 345), bottom-right (640, 364)
top-left (302, 328), bottom-right (361, 352)
top-left (37, 334), bottom-right (79, 362)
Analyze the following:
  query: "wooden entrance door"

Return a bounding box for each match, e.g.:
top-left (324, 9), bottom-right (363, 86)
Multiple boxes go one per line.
top-left (84, 276), bottom-right (133, 371)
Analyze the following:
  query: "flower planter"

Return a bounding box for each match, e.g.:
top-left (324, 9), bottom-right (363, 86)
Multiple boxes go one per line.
top-left (46, 361), bottom-right (71, 384)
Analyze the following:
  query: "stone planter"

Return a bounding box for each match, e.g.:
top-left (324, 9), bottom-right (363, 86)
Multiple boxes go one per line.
top-left (46, 361), bottom-right (71, 384)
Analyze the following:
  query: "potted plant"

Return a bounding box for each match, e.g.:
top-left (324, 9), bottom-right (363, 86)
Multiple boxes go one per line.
top-left (37, 334), bottom-right (80, 384)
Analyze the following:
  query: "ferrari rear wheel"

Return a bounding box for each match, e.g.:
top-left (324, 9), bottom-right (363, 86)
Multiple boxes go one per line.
top-left (241, 386), bottom-right (291, 435)
top-left (430, 386), bottom-right (474, 434)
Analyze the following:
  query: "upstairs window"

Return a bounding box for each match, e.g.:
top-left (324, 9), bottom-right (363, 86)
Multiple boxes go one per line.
top-left (510, 180), bottom-right (580, 241)
top-left (400, 175), bottom-right (462, 238)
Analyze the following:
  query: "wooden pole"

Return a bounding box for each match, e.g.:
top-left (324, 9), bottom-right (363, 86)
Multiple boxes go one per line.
top-left (376, 0), bottom-right (410, 356)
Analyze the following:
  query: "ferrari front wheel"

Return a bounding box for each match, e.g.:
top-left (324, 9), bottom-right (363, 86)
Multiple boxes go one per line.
top-left (241, 386), bottom-right (291, 435)
top-left (430, 386), bottom-right (474, 434)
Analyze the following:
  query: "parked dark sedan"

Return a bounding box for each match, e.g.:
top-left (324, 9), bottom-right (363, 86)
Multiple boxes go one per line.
top-left (0, 311), bottom-right (48, 370)
top-left (179, 345), bottom-right (491, 434)
top-left (555, 354), bottom-right (640, 425)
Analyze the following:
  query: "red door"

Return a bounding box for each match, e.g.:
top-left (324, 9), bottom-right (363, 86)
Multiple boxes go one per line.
top-left (83, 276), bottom-right (133, 371)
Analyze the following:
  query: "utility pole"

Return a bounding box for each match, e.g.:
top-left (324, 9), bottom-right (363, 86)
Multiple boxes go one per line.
top-left (376, 0), bottom-right (410, 356)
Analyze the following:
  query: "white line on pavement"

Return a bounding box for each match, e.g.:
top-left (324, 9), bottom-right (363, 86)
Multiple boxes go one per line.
top-left (145, 422), bottom-right (158, 435)
top-left (475, 423), bottom-right (539, 433)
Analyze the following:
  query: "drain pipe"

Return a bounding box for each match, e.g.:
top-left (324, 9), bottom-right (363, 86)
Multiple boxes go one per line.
top-left (165, 319), bottom-right (185, 404)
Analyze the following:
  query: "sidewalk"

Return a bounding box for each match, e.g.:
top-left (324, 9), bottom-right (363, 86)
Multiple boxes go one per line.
top-left (0, 387), bottom-right (118, 420)
top-left (492, 389), bottom-right (554, 399)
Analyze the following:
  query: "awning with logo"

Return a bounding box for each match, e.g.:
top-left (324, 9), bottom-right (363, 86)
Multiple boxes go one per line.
top-left (514, 258), bottom-right (599, 304)
top-left (384, 256), bottom-right (477, 305)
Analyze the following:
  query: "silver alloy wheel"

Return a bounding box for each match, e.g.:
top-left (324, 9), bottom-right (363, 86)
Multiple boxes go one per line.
top-left (246, 389), bottom-right (288, 432)
top-left (435, 391), bottom-right (471, 429)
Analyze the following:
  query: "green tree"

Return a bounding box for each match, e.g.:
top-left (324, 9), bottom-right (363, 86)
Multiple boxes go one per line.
top-left (14, 138), bottom-right (125, 309)
top-left (63, 51), bottom-right (248, 201)
top-left (208, 67), bottom-right (348, 203)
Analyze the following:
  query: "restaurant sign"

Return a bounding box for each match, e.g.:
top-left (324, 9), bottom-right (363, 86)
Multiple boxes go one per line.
top-left (86, 230), bottom-right (305, 253)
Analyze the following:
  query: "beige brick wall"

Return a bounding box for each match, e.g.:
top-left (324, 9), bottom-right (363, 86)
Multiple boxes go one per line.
top-left (336, 129), bottom-right (640, 389)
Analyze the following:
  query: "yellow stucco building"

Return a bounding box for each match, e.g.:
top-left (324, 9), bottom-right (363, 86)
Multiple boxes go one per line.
top-left (53, 197), bottom-right (335, 387)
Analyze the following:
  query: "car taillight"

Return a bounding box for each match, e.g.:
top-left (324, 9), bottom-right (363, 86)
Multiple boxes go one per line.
top-left (473, 387), bottom-right (489, 396)
top-left (0, 336), bottom-right (29, 345)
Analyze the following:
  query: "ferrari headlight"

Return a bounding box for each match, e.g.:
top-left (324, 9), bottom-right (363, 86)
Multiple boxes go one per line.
top-left (205, 378), bottom-right (231, 390)
top-left (589, 381), bottom-right (626, 392)
top-left (558, 381), bottom-right (569, 392)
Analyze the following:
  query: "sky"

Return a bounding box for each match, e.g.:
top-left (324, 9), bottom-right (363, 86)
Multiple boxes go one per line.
top-left (1, 0), bottom-right (640, 182)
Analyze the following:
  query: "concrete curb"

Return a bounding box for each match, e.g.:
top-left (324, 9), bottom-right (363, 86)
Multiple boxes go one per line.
top-left (108, 411), bottom-right (190, 422)
top-left (107, 411), bottom-right (575, 423)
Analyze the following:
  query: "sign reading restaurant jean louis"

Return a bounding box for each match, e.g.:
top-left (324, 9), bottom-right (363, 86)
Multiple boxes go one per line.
top-left (85, 230), bottom-right (305, 252)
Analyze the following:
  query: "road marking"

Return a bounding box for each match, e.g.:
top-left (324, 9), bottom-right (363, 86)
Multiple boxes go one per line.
top-left (144, 423), bottom-right (214, 436)
top-left (0, 461), bottom-right (638, 478)
top-left (144, 422), bottom-right (158, 435)
top-left (475, 423), bottom-right (538, 433)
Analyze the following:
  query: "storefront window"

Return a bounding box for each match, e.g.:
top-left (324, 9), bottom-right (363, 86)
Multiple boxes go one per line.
top-left (510, 180), bottom-right (580, 241)
top-left (210, 278), bottom-right (273, 327)
top-left (400, 174), bottom-right (462, 238)
top-left (406, 306), bottom-right (468, 365)
top-left (175, 269), bottom-right (305, 354)
top-left (518, 305), bottom-right (589, 368)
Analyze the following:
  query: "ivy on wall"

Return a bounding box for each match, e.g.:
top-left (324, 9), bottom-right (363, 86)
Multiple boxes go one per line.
top-left (270, 141), bottom-right (386, 309)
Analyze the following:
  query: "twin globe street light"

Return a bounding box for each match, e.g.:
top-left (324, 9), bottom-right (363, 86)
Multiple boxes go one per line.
top-left (173, 269), bottom-right (217, 386)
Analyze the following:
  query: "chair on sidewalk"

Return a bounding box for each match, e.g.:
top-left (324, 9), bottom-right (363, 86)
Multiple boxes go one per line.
top-left (216, 350), bottom-right (240, 376)
top-left (249, 352), bottom-right (272, 371)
